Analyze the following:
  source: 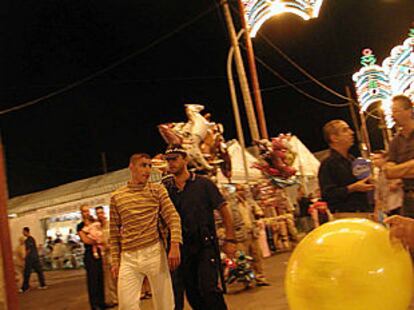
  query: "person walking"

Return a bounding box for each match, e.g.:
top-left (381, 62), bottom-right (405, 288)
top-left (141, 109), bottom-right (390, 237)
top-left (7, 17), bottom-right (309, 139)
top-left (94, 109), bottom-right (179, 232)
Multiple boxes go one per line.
top-left (110, 153), bottom-right (182, 310)
top-left (162, 144), bottom-right (236, 310)
top-left (20, 227), bottom-right (47, 293)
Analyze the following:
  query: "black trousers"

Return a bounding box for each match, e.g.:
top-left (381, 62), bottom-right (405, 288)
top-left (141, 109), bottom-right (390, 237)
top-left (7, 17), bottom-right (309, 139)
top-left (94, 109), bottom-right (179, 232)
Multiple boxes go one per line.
top-left (21, 258), bottom-right (46, 290)
top-left (84, 251), bottom-right (105, 310)
top-left (172, 245), bottom-right (227, 310)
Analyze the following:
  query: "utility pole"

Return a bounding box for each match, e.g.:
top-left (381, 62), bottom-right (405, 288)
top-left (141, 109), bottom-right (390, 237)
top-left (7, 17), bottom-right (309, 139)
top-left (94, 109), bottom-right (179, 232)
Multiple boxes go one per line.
top-left (0, 135), bottom-right (19, 310)
top-left (100, 152), bottom-right (108, 174)
top-left (236, 0), bottom-right (268, 140)
top-left (359, 110), bottom-right (371, 159)
top-left (227, 29), bottom-right (250, 183)
top-left (220, 0), bottom-right (260, 142)
top-left (345, 86), bottom-right (362, 143)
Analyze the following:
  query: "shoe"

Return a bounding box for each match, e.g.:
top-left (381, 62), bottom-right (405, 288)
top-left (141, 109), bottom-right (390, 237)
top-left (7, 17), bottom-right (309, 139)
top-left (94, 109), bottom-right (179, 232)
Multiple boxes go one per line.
top-left (19, 288), bottom-right (28, 294)
top-left (38, 286), bottom-right (48, 290)
top-left (256, 280), bottom-right (271, 287)
top-left (104, 303), bottom-right (118, 309)
top-left (140, 292), bottom-right (152, 300)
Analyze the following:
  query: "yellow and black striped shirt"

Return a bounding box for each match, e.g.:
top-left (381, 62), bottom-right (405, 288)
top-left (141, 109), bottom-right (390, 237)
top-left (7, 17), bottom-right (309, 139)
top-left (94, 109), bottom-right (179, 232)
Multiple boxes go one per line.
top-left (110, 181), bottom-right (182, 266)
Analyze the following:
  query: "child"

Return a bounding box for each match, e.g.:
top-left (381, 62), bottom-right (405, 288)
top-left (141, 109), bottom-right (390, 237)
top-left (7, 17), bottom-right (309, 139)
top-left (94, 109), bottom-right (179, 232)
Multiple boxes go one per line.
top-left (82, 216), bottom-right (104, 259)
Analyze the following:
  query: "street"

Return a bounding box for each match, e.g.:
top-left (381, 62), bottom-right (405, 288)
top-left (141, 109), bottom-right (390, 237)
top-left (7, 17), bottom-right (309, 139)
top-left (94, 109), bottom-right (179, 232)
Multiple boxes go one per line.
top-left (17, 251), bottom-right (414, 310)
top-left (18, 252), bottom-right (291, 310)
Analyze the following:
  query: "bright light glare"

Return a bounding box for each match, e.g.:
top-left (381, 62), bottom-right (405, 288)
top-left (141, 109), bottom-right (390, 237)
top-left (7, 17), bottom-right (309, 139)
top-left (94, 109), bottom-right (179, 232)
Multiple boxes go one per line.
top-left (243, 0), bottom-right (325, 38)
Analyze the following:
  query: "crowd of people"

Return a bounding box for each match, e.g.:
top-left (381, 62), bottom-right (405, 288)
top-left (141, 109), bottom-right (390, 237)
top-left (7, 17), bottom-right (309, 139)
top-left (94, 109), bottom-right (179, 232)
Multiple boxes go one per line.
top-left (13, 95), bottom-right (414, 310)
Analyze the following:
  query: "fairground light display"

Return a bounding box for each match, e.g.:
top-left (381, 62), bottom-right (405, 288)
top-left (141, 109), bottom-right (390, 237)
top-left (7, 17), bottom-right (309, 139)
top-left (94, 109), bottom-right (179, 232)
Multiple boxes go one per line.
top-left (242, 0), bottom-right (324, 37)
top-left (353, 26), bottom-right (414, 128)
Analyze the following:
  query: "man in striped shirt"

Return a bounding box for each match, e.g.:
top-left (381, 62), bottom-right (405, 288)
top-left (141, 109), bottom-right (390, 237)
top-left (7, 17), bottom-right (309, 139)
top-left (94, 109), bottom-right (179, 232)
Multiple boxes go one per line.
top-left (110, 153), bottom-right (182, 310)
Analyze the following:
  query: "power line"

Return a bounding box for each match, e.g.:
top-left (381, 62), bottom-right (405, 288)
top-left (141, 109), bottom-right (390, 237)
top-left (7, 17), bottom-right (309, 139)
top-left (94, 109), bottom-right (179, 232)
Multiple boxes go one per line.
top-left (0, 3), bottom-right (217, 116)
top-left (260, 71), bottom-right (354, 92)
top-left (258, 33), bottom-right (354, 101)
top-left (1, 75), bottom-right (229, 92)
top-left (227, 2), bottom-right (353, 101)
top-left (252, 52), bottom-right (350, 108)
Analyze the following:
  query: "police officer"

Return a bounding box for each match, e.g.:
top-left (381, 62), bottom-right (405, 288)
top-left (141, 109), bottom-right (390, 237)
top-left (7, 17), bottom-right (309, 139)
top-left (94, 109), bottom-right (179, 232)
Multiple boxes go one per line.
top-left (162, 144), bottom-right (236, 310)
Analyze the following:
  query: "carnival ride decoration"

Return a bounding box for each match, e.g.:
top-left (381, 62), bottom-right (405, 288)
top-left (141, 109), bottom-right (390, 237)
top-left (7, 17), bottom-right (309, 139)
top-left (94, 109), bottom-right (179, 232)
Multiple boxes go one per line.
top-left (158, 104), bottom-right (232, 179)
top-left (253, 134), bottom-right (297, 187)
top-left (242, 0), bottom-right (325, 37)
top-left (353, 24), bottom-right (414, 129)
top-left (285, 219), bottom-right (413, 310)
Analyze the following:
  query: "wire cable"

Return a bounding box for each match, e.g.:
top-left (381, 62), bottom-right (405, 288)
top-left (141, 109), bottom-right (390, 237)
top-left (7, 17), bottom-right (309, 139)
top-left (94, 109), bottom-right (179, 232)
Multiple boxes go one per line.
top-left (258, 33), bottom-right (354, 101)
top-left (260, 71), bottom-right (354, 92)
top-left (252, 52), bottom-right (350, 107)
top-left (226, 2), bottom-right (353, 101)
top-left (0, 4), bottom-right (217, 116)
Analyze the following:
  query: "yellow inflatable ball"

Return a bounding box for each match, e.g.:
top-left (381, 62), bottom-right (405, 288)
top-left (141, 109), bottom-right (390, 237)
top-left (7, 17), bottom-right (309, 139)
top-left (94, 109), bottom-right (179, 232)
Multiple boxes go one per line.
top-left (285, 218), bottom-right (413, 310)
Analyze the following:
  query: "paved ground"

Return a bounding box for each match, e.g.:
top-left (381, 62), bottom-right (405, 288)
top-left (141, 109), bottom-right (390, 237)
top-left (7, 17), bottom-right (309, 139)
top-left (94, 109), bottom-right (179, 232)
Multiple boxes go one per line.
top-left (18, 252), bottom-right (291, 310)
top-left (17, 251), bottom-right (414, 310)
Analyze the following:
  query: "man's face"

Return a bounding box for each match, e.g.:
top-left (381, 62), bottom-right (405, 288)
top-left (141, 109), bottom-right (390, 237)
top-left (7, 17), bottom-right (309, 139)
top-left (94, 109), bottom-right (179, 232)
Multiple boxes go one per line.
top-left (392, 100), bottom-right (412, 126)
top-left (22, 230), bottom-right (28, 237)
top-left (95, 208), bottom-right (106, 222)
top-left (80, 206), bottom-right (90, 220)
top-left (130, 157), bottom-right (152, 183)
top-left (166, 153), bottom-right (187, 175)
top-left (331, 121), bottom-right (354, 149)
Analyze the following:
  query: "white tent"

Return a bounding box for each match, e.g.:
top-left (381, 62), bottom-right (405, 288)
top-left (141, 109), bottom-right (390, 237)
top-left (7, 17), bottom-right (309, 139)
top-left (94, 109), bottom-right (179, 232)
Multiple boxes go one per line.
top-left (216, 139), bottom-right (263, 184)
top-left (290, 135), bottom-right (320, 177)
top-left (8, 168), bottom-right (130, 248)
top-left (289, 135), bottom-right (320, 194)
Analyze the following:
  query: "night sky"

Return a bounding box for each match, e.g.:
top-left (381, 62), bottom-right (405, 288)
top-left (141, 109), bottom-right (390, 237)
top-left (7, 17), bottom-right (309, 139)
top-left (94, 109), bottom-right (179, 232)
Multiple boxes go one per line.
top-left (3, 0), bottom-right (414, 197)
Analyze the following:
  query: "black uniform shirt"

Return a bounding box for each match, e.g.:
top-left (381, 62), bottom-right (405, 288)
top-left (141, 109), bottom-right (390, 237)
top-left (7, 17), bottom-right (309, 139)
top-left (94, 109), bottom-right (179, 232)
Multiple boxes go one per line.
top-left (25, 236), bottom-right (39, 260)
top-left (162, 173), bottom-right (225, 245)
top-left (318, 149), bottom-right (369, 212)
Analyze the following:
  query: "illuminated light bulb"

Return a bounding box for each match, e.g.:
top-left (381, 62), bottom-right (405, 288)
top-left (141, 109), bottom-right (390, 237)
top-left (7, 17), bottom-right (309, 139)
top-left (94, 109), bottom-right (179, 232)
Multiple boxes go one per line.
top-left (242, 0), bottom-right (325, 37)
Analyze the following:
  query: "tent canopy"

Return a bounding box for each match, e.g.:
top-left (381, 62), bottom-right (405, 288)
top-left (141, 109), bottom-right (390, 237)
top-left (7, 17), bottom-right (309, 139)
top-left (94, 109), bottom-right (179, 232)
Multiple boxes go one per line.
top-left (216, 139), bottom-right (262, 184)
top-left (290, 135), bottom-right (320, 177)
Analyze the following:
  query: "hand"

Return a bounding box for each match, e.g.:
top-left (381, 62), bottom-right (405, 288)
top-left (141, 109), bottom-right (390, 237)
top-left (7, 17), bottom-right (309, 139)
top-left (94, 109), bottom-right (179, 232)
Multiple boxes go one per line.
top-left (222, 242), bottom-right (237, 259)
top-left (111, 264), bottom-right (119, 279)
top-left (348, 178), bottom-right (375, 193)
top-left (168, 242), bottom-right (181, 271)
top-left (388, 182), bottom-right (401, 192)
top-left (384, 215), bottom-right (414, 249)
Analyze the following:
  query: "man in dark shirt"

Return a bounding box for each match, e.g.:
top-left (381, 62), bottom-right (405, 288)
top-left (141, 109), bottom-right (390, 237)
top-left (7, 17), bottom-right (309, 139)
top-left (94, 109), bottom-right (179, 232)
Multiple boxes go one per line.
top-left (318, 120), bottom-right (375, 214)
top-left (385, 95), bottom-right (414, 218)
top-left (162, 144), bottom-right (236, 310)
top-left (20, 227), bottom-right (47, 292)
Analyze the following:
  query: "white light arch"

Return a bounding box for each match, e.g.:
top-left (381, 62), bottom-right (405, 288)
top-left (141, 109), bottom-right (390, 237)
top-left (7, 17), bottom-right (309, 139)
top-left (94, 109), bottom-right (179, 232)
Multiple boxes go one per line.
top-left (242, 0), bottom-right (325, 37)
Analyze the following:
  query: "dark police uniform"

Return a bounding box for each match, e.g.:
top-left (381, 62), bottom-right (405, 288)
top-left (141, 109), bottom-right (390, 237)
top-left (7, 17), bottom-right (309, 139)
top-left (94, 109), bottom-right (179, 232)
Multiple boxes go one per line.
top-left (163, 172), bottom-right (227, 310)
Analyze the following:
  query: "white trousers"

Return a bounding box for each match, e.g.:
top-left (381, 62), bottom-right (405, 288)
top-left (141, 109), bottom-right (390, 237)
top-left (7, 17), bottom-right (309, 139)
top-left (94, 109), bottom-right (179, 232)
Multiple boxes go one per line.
top-left (118, 242), bottom-right (174, 310)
